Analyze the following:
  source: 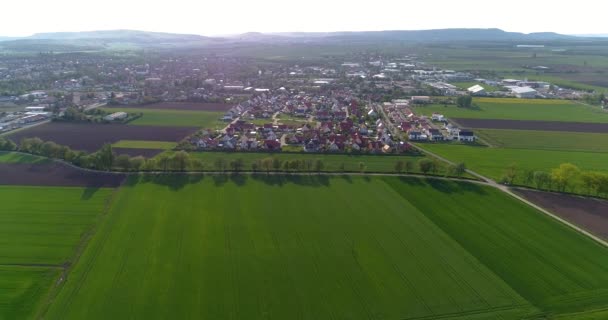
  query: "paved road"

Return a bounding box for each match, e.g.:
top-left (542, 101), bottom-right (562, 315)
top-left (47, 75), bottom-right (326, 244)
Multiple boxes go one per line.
top-left (221, 111), bottom-right (247, 133)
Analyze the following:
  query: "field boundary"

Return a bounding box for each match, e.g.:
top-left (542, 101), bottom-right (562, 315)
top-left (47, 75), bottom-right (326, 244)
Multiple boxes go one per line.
top-left (33, 180), bottom-right (125, 320)
top-left (411, 143), bottom-right (608, 249)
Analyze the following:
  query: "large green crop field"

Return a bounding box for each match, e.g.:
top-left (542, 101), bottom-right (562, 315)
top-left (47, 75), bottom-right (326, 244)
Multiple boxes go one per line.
top-left (101, 107), bottom-right (225, 128)
top-left (46, 176), bottom-right (608, 319)
top-left (0, 186), bottom-right (112, 319)
top-left (477, 129), bottom-right (608, 152)
top-left (422, 144), bottom-right (608, 179)
top-left (413, 98), bottom-right (608, 123)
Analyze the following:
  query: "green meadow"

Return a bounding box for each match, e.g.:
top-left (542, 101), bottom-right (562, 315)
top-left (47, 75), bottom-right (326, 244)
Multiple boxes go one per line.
top-left (0, 186), bottom-right (112, 319)
top-left (422, 143), bottom-right (608, 179)
top-left (45, 176), bottom-right (608, 319)
top-left (476, 129), bottom-right (608, 152)
top-left (413, 98), bottom-right (608, 123)
top-left (101, 107), bottom-right (225, 128)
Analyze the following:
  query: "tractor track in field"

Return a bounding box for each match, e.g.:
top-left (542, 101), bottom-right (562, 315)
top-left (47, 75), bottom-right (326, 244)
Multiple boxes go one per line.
top-left (0, 263), bottom-right (65, 269)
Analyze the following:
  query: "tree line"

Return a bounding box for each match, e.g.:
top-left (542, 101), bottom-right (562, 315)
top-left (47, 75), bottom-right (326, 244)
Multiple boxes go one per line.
top-left (1, 136), bottom-right (467, 177)
top-left (502, 162), bottom-right (608, 197)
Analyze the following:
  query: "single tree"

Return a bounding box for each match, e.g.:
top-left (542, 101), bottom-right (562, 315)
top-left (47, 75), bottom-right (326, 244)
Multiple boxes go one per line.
top-left (551, 163), bottom-right (580, 192)
top-left (418, 159), bottom-right (434, 174)
top-left (453, 162), bottom-right (466, 177)
top-left (172, 151), bottom-right (190, 171)
top-left (314, 159), bottom-right (324, 173)
top-left (533, 171), bottom-right (551, 190)
top-left (115, 154), bottom-right (131, 171)
top-left (394, 160), bottom-right (405, 173)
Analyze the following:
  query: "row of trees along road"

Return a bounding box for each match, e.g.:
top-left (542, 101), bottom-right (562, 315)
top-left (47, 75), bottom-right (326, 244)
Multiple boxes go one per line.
top-left (2, 137), bottom-right (470, 178)
top-left (502, 162), bottom-right (608, 198)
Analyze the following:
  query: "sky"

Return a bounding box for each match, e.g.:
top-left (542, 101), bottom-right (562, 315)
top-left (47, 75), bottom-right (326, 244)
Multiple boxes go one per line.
top-left (0, 0), bottom-right (605, 37)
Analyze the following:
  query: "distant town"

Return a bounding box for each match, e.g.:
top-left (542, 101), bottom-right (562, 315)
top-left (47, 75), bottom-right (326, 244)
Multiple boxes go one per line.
top-left (2, 51), bottom-right (605, 154)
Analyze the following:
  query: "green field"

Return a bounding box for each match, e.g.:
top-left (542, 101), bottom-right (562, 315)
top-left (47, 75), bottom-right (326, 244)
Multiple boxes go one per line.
top-left (0, 186), bottom-right (112, 319)
top-left (422, 143), bottom-right (608, 180)
top-left (187, 151), bottom-right (432, 173)
top-left (0, 266), bottom-right (60, 320)
top-left (477, 129), bottom-right (608, 152)
top-left (0, 151), bottom-right (48, 164)
top-left (101, 107), bottom-right (225, 128)
top-left (45, 176), bottom-right (608, 319)
top-left (413, 98), bottom-right (608, 123)
top-left (112, 140), bottom-right (177, 150)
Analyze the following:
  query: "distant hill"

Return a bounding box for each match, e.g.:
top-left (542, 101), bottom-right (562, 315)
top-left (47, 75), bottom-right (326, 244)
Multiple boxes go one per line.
top-left (574, 34), bottom-right (608, 38)
top-left (30, 29), bottom-right (210, 41)
top-left (277, 29), bottom-right (575, 43)
top-left (0, 28), bottom-right (581, 52)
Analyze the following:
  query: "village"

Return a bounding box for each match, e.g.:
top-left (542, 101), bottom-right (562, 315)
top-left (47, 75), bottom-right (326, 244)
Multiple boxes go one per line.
top-left (1, 49), bottom-right (605, 152)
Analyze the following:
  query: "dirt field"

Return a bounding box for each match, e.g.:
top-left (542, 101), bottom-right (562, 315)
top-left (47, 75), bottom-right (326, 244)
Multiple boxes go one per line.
top-left (113, 148), bottom-right (164, 158)
top-left (105, 102), bottom-right (234, 112)
top-left (515, 189), bottom-right (608, 240)
top-left (0, 163), bottom-right (125, 187)
top-left (453, 118), bottom-right (608, 133)
top-left (6, 122), bottom-right (197, 152)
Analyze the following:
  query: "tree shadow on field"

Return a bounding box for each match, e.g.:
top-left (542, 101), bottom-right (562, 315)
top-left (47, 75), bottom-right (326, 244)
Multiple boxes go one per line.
top-left (398, 176), bottom-right (425, 186)
top-left (81, 186), bottom-right (100, 200)
top-left (426, 179), bottom-right (487, 195)
top-left (229, 173), bottom-right (248, 186)
top-left (130, 173), bottom-right (205, 191)
top-left (251, 174), bottom-right (330, 188)
top-left (340, 174), bottom-right (353, 184)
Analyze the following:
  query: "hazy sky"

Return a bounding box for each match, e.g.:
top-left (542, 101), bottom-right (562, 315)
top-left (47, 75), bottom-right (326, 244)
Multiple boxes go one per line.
top-left (1, 0), bottom-right (604, 36)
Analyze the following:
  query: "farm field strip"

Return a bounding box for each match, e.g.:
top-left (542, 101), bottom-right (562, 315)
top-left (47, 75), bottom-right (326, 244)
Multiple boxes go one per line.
top-left (112, 140), bottom-right (177, 150)
top-left (101, 107), bottom-right (225, 128)
top-left (6, 122), bottom-right (197, 152)
top-left (412, 98), bottom-right (608, 123)
top-left (45, 176), bottom-right (536, 320)
top-left (454, 119), bottom-right (608, 134)
top-left (187, 151), bottom-right (432, 173)
top-left (0, 186), bottom-right (113, 265)
top-left (0, 185), bottom-right (113, 320)
top-left (0, 162), bottom-right (125, 187)
top-left (112, 148), bottom-right (165, 158)
top-left (385, 178), bottom-right (608, 315)
top-left (0, 151), bottom-right (48, 164)
top-left (105, 102), bottom-right (234, 112)
top-left (514, 189), bottom-right (608, 240)
top-left (421, 144), bottom-right (608, 180)
top-left (475, 129), bottom-right (608, 152)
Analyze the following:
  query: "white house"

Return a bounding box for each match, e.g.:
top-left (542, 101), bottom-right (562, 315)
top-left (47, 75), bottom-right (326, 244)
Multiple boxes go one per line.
top-left (458, 130), bottom-right (476, 142)
top-left (511, 87), bottom-right (537, 98)
top-left (431, 113), bottom-right (446, 122)
top-left (104, 112), bottom-right (127, 121)
top-left (467, 85), bottom-right (486, 96)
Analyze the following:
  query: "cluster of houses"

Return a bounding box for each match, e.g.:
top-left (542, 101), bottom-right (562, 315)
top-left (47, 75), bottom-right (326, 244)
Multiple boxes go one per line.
top-left (188, 92), bottom-right (411, 154)
top-left (381, 99), bottom-right (477, 143)
top-left (189, 117), bottom-right (409, 154)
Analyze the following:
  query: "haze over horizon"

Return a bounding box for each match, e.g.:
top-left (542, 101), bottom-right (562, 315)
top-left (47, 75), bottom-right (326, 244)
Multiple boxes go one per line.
top-left (1, 0), bottom-right (605, 37)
